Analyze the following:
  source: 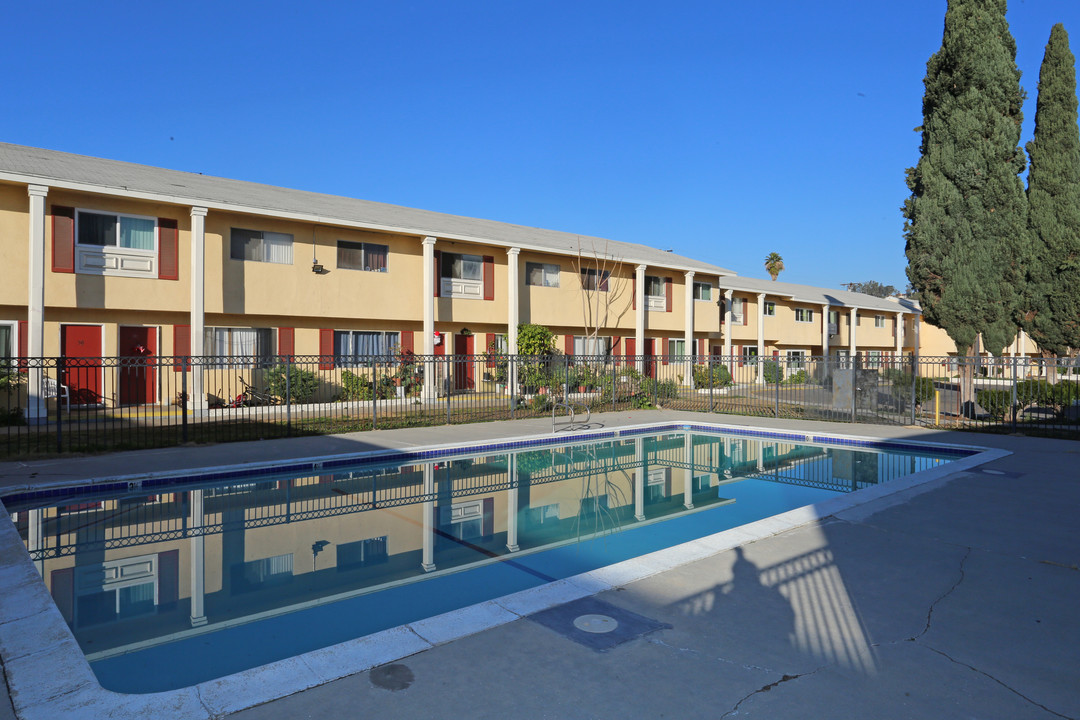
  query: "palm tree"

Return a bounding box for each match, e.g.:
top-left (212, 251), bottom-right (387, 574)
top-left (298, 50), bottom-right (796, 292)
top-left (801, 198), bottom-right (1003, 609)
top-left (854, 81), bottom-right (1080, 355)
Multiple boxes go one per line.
top-left (764, 252), bottom-right (784, 281)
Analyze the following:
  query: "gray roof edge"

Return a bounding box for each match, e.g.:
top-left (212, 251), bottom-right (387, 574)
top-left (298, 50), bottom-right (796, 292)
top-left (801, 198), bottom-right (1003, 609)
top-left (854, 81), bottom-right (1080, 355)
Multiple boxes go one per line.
top-left (0, 142), bottom-right (734, 277)
top-left (715, 276), bottom-right (921, 314)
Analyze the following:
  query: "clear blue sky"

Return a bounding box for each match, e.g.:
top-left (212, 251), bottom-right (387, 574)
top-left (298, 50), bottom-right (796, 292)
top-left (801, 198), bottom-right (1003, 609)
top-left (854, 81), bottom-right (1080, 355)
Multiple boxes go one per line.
top-left (4, 1), bottom-right (1079, 292)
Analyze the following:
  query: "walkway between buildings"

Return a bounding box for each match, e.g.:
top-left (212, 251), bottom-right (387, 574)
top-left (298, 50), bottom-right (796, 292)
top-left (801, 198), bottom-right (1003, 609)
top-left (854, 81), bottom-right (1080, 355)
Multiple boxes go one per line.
top-left (1, 411), bottom-right (1077, 719)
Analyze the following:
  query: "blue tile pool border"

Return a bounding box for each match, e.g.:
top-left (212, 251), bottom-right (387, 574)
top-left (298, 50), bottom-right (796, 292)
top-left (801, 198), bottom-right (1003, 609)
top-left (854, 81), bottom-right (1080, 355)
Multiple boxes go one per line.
top-left (0, 422), bottom-right (978, 508)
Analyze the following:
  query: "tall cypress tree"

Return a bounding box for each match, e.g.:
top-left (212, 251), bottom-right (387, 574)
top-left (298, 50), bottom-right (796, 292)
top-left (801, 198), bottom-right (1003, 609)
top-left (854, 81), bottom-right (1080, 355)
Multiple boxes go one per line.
top-left (903, 0), bottom-right (1029, 357)
top-left (1022, 24), bottom-right (1080, 362)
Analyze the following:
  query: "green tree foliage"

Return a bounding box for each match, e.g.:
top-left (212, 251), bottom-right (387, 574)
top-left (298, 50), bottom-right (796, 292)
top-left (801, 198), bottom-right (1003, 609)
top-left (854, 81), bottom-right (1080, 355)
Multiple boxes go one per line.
top-left (1022, 24), bottom-right (1080, 359)
top-left (841, 281), bottom-right (899, 298)
top-left (516, 323), bottom-right (557, 356)
top-left (764, 252), bottom-right (784, 281)
top-left (903, 0), bottom-right (1028, 356)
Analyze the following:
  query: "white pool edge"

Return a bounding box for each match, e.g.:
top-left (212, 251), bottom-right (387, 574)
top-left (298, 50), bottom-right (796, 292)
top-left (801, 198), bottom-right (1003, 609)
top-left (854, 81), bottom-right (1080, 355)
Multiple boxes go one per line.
top-left (0, 425), bottom-right (1009, 720)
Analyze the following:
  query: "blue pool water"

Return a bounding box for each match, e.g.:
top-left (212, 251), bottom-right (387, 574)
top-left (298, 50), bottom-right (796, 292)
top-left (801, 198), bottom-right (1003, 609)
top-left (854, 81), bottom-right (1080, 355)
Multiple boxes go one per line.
top-left (8, 426), bottom-right (969, 693)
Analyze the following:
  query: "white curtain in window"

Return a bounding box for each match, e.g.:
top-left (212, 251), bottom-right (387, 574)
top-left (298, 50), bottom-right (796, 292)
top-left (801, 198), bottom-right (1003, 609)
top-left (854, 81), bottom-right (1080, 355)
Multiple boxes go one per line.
top-left (120, 217), bottom-right (156, 250)
top-left (233, 329), bottom-right (258, 359)
top-left (263, 232), bottom-right (293, 264)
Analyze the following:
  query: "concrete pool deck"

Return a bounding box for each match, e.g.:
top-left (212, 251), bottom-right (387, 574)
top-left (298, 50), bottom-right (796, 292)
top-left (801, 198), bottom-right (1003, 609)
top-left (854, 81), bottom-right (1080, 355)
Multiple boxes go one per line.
top-left (1, 410), bottom-right (1078, 719)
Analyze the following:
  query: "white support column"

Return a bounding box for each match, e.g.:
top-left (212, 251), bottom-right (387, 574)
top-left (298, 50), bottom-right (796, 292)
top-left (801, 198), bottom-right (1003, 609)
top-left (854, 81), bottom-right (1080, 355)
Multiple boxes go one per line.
top-left (189, 489), bottom-right (207, 627)
top-left (756, 293), bottom-right (766, 384)
top-left (506, 452), bottom-right (519, 552)
top-left (507, 248), bottom-right (520, 394)
top-left (895, 312), bottom-right (903, 356)
top-left (821, 304), bottom-right (831, 359)
top-left (189, 207), bottom-right (208, 412)
top-left (422, 462), bottom-right (436, 572)
top-left (683, 271), bottom-right (695, 385)
top-left (723, 289), bottom-right (734, 369)
top-left (683, 433), bottom-right (694, 510)
top-left (849, 308), bottom-right (858, 362)
top-left (28, 509), bottom-right (44, 577)
top-left (26, 185), bottom-right (48, 422)
top-left (422, 237), bottom-right (437, 399)
top-left (634, 437), bottom-right (645, 521)
top-left (635, 264), bottom-right (646, 374)
top-left (913, 316), bottom-right (921, 370)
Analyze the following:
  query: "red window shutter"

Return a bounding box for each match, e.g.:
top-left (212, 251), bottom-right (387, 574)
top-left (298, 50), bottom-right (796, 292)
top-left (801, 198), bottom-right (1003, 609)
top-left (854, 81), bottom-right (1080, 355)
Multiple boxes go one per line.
top-left (18, 320), bottom-right (28, 371)
top-left (52, 206), bottom-right (75, 273)
top-left (400, 330), bottom-right (414, 354)
top-left (625, 338), bottom-right (636, 363)
top-left (278, 327), bottom-right (295, 358)
top-left (172, 325), bottom-right (190, 372)
top-left (662, 339), bottom-right (669, 365)
top-left (743, 300), bottom-right (749, 325)
top-left (737, 345), bottom-right (744, 367)
top-left (773, 350), bottom-right (780, 358)
top-left (433, 250), bottom-right (441, 297)
top-left (665, 278), bottom-right (673, 312)
top-left (632, 277), bottom-right (636, 310)
top-left (434, 333), bottom-right (445, 356)
top-left (158, 218), bottom-right (179, 280)
top-left (483, 256), bottom-right (495, 301)
top-left (319, 328), bottom-right (334, 370)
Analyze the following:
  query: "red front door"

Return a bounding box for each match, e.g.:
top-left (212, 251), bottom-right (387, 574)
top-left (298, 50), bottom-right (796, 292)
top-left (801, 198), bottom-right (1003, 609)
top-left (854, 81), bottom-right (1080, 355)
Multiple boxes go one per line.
top-left (61, 325), bottom-right (103, 405)
top-left (454, 334), bottom-right (474, 390)
top-left (643, 339), bottom-right (657, 379)
top-left (119, 326), bottom-right (157, 405)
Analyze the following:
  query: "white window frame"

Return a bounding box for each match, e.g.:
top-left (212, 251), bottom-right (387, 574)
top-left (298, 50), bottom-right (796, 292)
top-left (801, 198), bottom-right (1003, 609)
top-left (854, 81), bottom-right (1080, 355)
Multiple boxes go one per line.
top-left (786, 349), bottom-right (807, 370)
top-left (573, 336), bottom-right (612, 357)
top-left (763, 301), bottom-right (776, 317)
top-left (230, 228), bottom-right (294, 265)
top-left (440, 500), bottom-right (484, 540)
top-left (440, 252), bottom-right (484, 298)
top-left (580, 268), bottom-right (610, 292)
top-left (693, 281), bottom-right (711, 302)
top-left (334, 330), bottom-right (400, 366)
top-left (525, 262), bottom-right (560, 288)
top-left (668, 338), bottom-right (687, 362)
top-left (204, 327), bottom-right (274, 369)
top-left (875, 315), bottom-right (886, 328)
top-left (337, 240), bottom-right (389, 272)
top-left (645, 275), bottom-right (666, 311)
top-left (731, 297), bottom-right (745, 324)
top-left (74, 209), bottom-right (158, 278)
top-left (73, 553), bottom-right (158, 628)
top-left (794, 308), bottom-right (814, 323)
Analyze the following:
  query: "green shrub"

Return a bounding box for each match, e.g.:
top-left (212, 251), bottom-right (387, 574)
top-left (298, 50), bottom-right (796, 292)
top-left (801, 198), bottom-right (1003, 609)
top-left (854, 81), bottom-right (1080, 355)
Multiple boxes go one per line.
top-left (529, 393), bottom-right (552, 412)
top-left (886, 372), bottom-right (937, 405)
top-left (761, 361), bottom-right (782, 384)
top-left (976, 388), bottom-right (1012, 420)
top-left (264, 364), bottom-right (320, 402)
top-left (784, 369), bottom-right (809, 385)
top-left (693, 363), bottom-right (733, 388)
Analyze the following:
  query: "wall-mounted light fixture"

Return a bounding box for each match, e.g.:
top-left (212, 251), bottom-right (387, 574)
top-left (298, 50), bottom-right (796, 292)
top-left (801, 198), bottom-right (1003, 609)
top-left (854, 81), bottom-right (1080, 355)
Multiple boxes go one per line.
top-left (312, 260), bottom-right (324, 274)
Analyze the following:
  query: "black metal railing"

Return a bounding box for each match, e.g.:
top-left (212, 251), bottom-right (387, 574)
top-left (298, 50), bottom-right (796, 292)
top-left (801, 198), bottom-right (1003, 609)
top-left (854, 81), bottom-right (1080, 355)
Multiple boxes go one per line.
top-left (2, 352), bottom-right (1078, 456)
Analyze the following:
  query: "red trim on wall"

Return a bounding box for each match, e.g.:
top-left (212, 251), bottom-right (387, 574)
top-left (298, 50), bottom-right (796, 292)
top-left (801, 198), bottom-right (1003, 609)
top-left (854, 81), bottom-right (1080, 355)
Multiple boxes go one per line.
top-left (737, 345), bottom-right (744, 367)
top-left (632, 277), bottom-right (636, 310)
top-left (625, 338), bottom-right (636, 364)
top-left (565, 334), bottom-right (574, 356)
top-left (172, 325), bottom-right (190, 372)
top-left (665, 277), bottom-right (673, 312)
top-left (278, 327), bottom-right (295, 358)
top-left (433, 250), bottom-right (441, 297)
top-left (318, 329), bottom-right (334, 370)
top-left (400, 330), bottom-right (414, 354)
top-left (51, 206), bottom-right (75, 273)
top-left (483, 256), bottom-right (495, 301)
top-left (158, 218), bottom-right (179, 280)
top-left (662, 338), bottom-right (669, 365)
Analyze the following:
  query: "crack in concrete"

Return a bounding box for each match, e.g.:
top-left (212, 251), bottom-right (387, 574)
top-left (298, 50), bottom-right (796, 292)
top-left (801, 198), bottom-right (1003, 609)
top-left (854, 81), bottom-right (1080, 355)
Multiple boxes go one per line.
top-left (920, 643), bottom-right (1076, 720)
top-left (719, 666), bottom-right (825, 718)
top-left (908, 546), bottom-right (971, 642)
top-left (646, 637), bottom-right (780, 675)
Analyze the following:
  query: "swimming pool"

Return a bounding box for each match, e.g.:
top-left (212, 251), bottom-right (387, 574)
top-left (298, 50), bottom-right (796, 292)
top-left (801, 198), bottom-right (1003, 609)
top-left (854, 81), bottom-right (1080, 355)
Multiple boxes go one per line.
top-left (0, 422), bottom-right (1004, 717)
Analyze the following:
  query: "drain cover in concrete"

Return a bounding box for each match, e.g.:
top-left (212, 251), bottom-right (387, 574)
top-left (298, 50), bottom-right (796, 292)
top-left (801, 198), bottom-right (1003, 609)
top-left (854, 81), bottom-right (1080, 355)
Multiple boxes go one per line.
top-left (529, 596), bottom-right (670, 652)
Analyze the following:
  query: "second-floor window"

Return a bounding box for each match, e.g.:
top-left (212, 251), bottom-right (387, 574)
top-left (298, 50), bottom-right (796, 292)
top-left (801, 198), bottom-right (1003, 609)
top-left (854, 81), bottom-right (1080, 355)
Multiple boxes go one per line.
top-left (231, 229), bottom-right (293, 265)
top-left (730, 297), bottom-right (745, 324)
top-left (337, 241), bottom-right (388, 272)
top-left (693, 282), bottom-right (711, 301)
top-left (78, 210), bottom-right (156, 250)
top-left (763, 301), bottom-right (776, 316)
top-left (795, 308), bottom-right (814, 323)
top-left (580, 268), bottom-right (610, 292)
top-left (526, 262), bottom-right (560, 287)
top-left (875, 315), bottom-right (886, 328)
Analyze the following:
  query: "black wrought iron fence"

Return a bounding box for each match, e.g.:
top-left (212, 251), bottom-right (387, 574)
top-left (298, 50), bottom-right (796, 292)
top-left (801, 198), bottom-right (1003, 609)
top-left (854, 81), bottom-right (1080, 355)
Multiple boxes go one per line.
top-left (2, 352), bottom-right (1077, 456)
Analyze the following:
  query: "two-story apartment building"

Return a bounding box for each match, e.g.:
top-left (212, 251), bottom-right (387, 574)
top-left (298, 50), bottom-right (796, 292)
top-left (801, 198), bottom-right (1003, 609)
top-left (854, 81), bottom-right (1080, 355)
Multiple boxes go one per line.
top-left (0, 142), bottom-right (932, 414)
